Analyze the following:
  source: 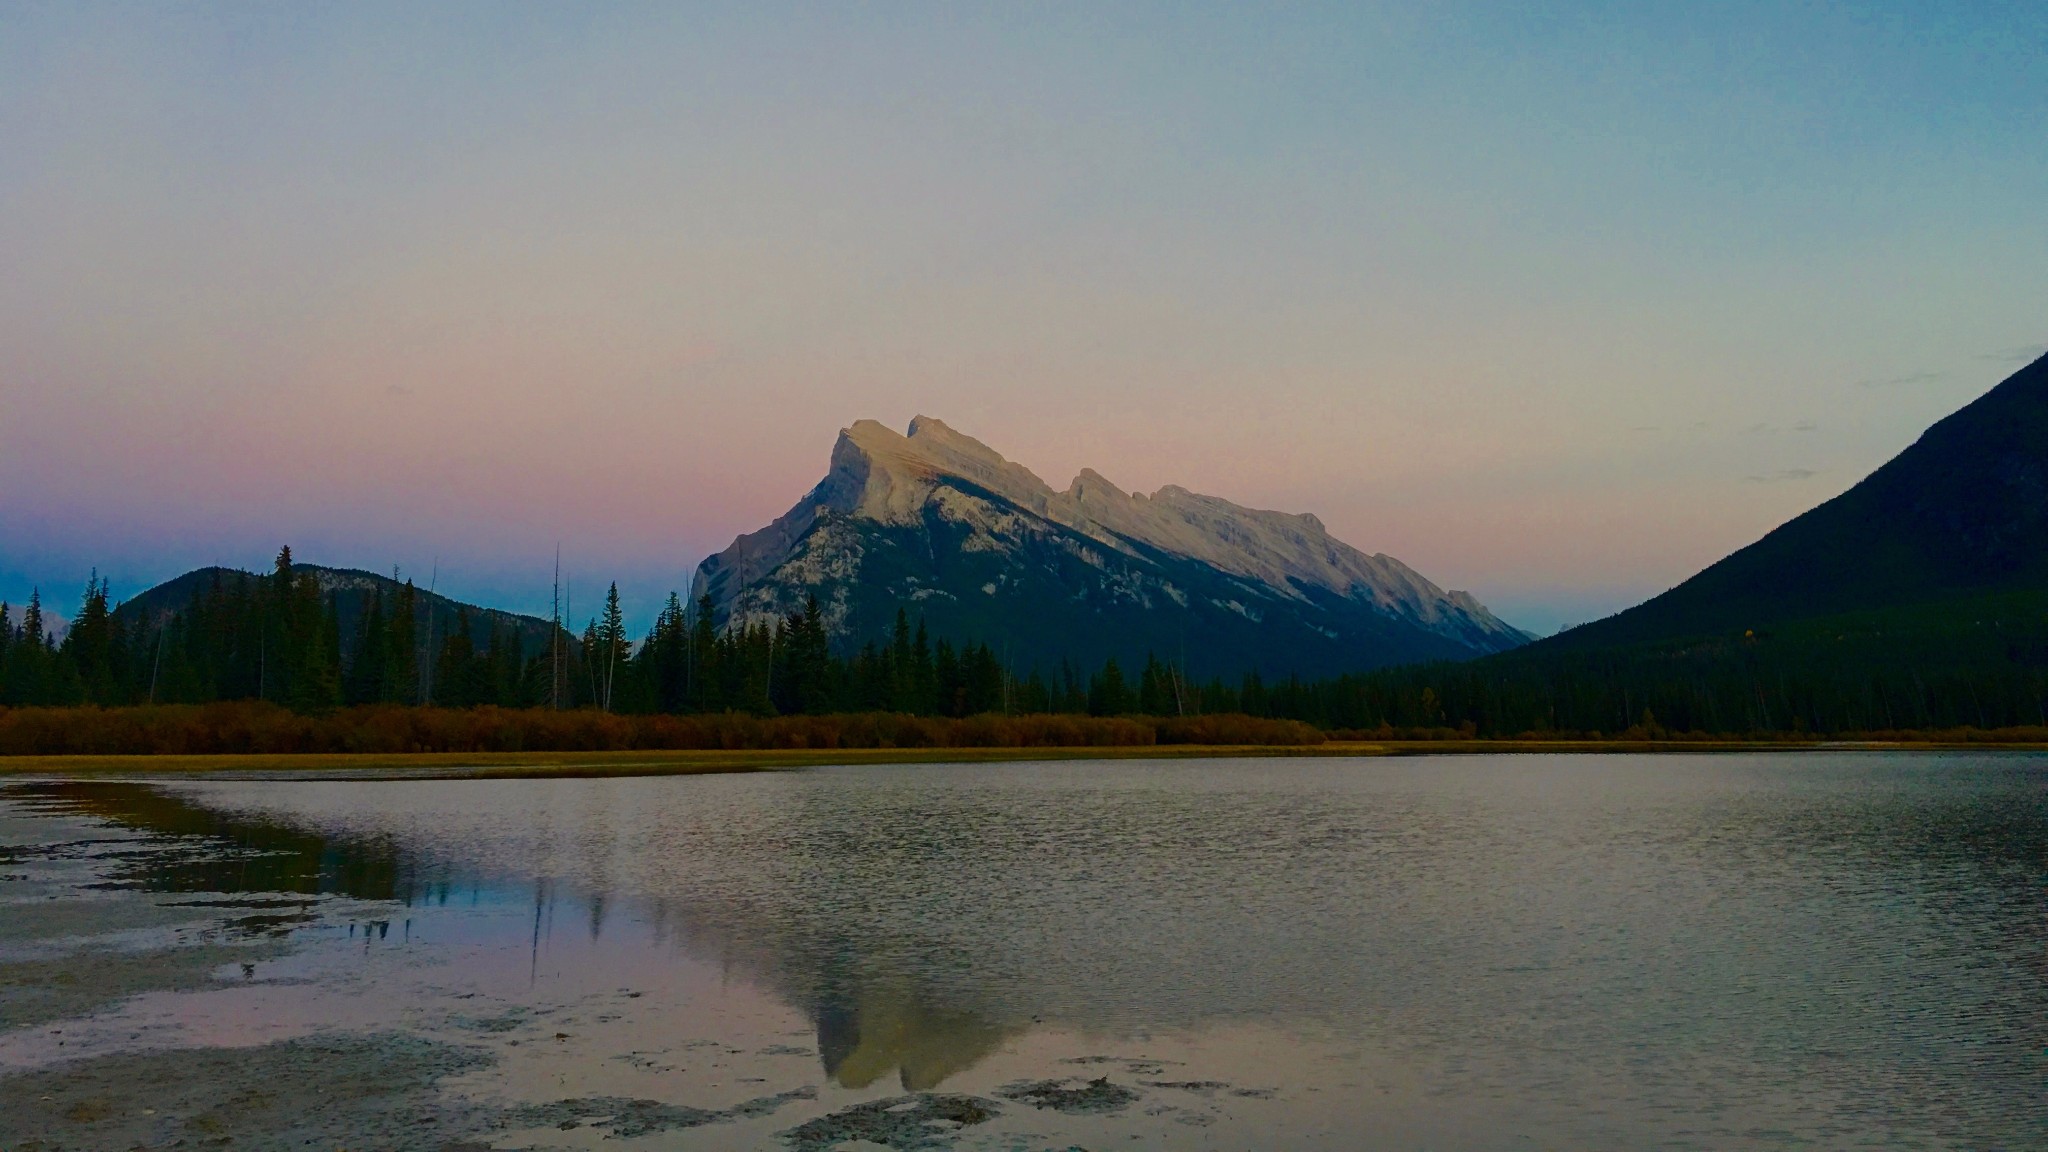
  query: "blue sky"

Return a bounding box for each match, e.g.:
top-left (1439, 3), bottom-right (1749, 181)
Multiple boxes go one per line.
top-left (2, 2), bottom-right (2044, 635)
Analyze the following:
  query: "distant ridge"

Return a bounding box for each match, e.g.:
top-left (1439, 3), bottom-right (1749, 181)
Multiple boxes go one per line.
top-left (692, 417), bottom-right (1528, 678)
top-left (113, 564), bottom-right (562, 659)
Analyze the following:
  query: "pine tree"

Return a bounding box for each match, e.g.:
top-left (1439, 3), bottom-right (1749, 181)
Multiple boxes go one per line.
top-left (434, 608), bottom-right (478, 708)
top-left (1057, 658), bottom-right (1087, 713)
top-left (1138, 653), bottom-right (1173, 715)
top-left (0, 602), bottom-right (12, 705)
top-left (483, 618), bottom-right (519, 707)
top-left (933, 638), bottom-right (963, 717)
top-left (690, 595), bottom-right (718, 711)
top-left (285, 577), bottom-right (340, 712)
top-left (887, 609), bottom-right (915, 712)
top-left (347, 591), bottom-right (388, 705)
top-left (850, 640), bottom-right (887, 710)
top-left (22, 589), bottom-right (45, 653)
top-left (266, 547), bottom-right (295, 704)
top-left (314, 591), bottom-right (344, 709)
top-left (1239, 670), bottom-right (1269, 717)
top-left (962, 642), bottom-right (1003, 715)
top-left (911, 620), bottom-right (935, 715)
top-left (773, 595), bottom-right (832, 714)
top-left (1019, 668), bottom-right (1052, 714)
top-left (63, 574), bottom-right (116, 703)
top-left (644, 592), bottom-right (688, 713)
top-left (1089, 657), bottom-right (1133, 716)
top-left (4, 589), bottom-right (68, 705)
top-left (599, 583), bottom-right (626, 712)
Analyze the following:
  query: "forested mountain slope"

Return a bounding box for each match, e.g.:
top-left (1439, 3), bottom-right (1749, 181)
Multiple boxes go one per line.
top-left (1545, 351), bottom-right (2048, 652)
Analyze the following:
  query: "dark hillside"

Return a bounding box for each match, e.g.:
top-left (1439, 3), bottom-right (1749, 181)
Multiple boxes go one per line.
top-left (1544, 351), bottom-right (2048, 652)
top-left (114, 565), bottom-right (562, 660)
top-left (1289, 352), bottom-right (2048, 736)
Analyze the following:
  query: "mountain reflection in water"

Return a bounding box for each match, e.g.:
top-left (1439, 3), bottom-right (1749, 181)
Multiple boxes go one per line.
top-left (10, 753), bottom-right (2048, 1137)
top-left (10, 778), bottom-right (1015, 1091)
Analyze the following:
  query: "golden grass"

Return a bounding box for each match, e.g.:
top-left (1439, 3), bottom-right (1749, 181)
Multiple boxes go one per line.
top-left (0, 743), bottom-right (1345, 779)
top-left (4, 738), bottom-right (2030, 781)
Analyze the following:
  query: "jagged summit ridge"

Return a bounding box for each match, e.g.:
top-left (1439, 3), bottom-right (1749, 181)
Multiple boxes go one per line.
top-left (693, 418), bottom-right (1528, 675)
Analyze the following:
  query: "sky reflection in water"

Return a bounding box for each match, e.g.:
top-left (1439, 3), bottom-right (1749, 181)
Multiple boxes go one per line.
top-left (7, 753), bottom-right (2047, 1149)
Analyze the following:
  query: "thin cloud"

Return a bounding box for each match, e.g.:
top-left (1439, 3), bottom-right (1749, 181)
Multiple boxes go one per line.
top-left (1856, 370), bottom-right (1943, 388)
top-left (1744, 468), bottom-right (1818, 483)
top-left (1791, 420), bottom-right (1818, 433)
top-left (1979, 343), bottom-right (2047, 365)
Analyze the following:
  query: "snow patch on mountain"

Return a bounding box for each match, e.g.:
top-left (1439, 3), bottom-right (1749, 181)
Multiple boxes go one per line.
top-left (694, 417), bottom-right (1529, 651)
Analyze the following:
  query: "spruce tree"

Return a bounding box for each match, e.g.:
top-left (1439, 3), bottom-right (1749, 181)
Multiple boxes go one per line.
top-left (22, 589), bottom-right (44, 653)
top-left (1090, 657), bottom-right (1133, 716)
top-left (63, 575), bottom-right (115, 703)
top-left (851, 640), bottom-right (887, 710)
top-left (933, 639), bottom-right (963, 717)
top-left (1239, 670), bottom-right (1269, 717)
top-left (647, 592), bottom-right (688, 713)
top-left (690, 595), bottom-right (718, 711)
top-left (580, 619), bottom-right (601, 708)
top-left (599, 583), bottom-right (626, 711)
top-left (435, 608), bottom-right (478, 708)
top-left (385, 581), bottom-right (419, 704)
top-left (285, 578), bottom-right (340, 712)
top-left (347, 591), bottom-right (388, 705)
top-left (911, 620), bottom-right (935, 715)
top-left (1019, 669), bottom-right (1052, 714)
top-left (483, 618), bottom-right (517, 707)
top-left (267, 547), bottom-right (296, 704)
top-left (0, 603), bottom-right (12, 704)
top-left (1138, 653), bottom-right (1173, 715)
top-left (962, 642), bottom-right (1003, 715)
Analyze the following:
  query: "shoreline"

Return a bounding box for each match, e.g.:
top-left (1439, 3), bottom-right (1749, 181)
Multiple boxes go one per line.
top-left (3, 739), bottom-right (2043, 780)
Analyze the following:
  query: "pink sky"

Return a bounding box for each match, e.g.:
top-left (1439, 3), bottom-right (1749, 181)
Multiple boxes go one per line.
top-left (3, 5), bottom-right (2044, 634)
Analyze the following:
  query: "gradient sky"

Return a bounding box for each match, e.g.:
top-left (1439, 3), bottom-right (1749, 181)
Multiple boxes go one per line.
top-left (3, 2), bottom-right (2044, 636)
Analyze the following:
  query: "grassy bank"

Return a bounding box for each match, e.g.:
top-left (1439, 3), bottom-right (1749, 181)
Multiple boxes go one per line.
top-left (2, 703), bottom-right (2043, 778)
top-left (5, 738), bottom-right (2041, 780)
top-left (0, 702), bottom-right (1322, 757)
top-left (0, 743), bottom-right (1347, 779)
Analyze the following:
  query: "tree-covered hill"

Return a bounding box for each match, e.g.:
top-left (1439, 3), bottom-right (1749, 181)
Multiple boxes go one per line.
top-left (1545, 350), bottom-right (2048, 651)
top-left (1321, 351), bottom-right (2048, 734)
top-left (113, 562), bottom-right (560, 663)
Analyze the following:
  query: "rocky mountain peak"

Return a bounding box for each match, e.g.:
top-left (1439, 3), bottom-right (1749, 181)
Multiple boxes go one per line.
top-left (1066, 468), bottom-right (1128, 502)
top-left (835, 417), bottom-right (1055, 521)
top-left (694, 417), bottom-right (1530, 671)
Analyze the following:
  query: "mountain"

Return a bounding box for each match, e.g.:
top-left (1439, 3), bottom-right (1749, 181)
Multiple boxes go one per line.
top-left (113, 564), bottom-right (563, 659)
top-left (1335, 351), bottom-right (2048, 735)
top-left (691, 417), bottom-right (1528, 679)
top-left (1542, 350), bottom-right (2048, 654)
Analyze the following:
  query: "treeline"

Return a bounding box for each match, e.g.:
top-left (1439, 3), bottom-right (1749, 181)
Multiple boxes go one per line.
top-left (1, 551), bottom-right (549, 712)
top-left (0, 549), bottom-right (1274, 722)
top-left (1293, 591), bottom-right (2048, 737)
top-left (11, 550), bottom-right (2048, 738)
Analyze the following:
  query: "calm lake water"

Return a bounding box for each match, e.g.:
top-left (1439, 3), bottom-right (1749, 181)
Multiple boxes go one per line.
top-left (3, 753), bottom-right (2045, 1150)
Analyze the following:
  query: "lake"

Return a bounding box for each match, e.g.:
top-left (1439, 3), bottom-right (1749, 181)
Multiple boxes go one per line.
top-left (2, 753), bottom-right (2044, 1149)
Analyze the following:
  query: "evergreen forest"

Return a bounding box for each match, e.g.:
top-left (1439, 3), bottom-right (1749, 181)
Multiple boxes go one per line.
top-left (7, 549), bottom-right (2048, 737)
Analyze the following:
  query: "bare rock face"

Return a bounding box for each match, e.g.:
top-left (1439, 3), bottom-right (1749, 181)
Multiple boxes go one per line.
top-left (693, 418), bottom-right (1528, 677)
